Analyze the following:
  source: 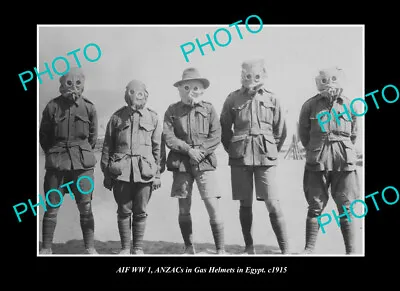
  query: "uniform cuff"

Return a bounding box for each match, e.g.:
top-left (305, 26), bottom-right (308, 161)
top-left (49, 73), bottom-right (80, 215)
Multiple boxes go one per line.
top-left (199, 144), bottom-right (208, 154)
top-left (184, 143), bottom-right (192, 154)
top-left (155, 167), bottom-right (161, 179)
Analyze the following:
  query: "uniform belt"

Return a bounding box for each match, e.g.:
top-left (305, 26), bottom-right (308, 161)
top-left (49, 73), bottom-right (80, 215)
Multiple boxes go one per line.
top-left (234, 128), bottom-right (273, 136)
top-left (53, 140), bottom-right (89, 147)
top-left (328, 130), bottom-right (351, 137)
top-left (114, 149), bottom-right (140, 156)
top-left (125, 153), bottom-right (140, 157)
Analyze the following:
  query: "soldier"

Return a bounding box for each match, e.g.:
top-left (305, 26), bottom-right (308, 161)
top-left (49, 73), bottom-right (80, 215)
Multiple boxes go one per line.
top-left (101, 80), bottom-right (162, 255)
top-left (39, 67), bottom-right (98, 255)
top-left (220, 59), bottom-right (289, 255)
top-left (298, 67), bottom-right (359, 255)
top-left (163, 68), bottom-right (225, 255)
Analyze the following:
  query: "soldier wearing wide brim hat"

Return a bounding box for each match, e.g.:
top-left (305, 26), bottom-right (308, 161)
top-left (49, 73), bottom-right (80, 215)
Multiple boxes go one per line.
top-left (164, 67), bottom-right (225, 255)
top-left (173, 67), bottom-right (210, 89)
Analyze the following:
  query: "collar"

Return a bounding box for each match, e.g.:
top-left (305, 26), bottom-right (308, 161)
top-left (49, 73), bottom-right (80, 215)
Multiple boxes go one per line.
top-left (62, 94), bottom-right (83, 106)
top-left (317, 93), bottom-right (344, 104)
top-left (239, 86), bottom-right (266, 96)
top-left (194, 101), bottom-right (206, 108)
top-left (127, 106), bottom-right (145, 116)
top-left (179, 100), bottom-right (206, 108)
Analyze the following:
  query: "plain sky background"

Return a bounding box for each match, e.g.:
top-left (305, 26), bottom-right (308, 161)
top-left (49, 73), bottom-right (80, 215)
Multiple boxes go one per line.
top-left (38, 25), bottom-right (364, 149)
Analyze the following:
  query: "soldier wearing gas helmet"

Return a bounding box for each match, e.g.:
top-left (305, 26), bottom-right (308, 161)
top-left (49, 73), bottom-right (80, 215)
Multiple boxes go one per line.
top-left (39, 67), bottom-right (98, 255)
top-left (163, 68), bottom-right (225, 255)
top-left (220, 59), bottom-right (289, 255)
top-left (298, 67), bottom-right (360, 254)
top-left (101, 80), bottom-right (162, 255)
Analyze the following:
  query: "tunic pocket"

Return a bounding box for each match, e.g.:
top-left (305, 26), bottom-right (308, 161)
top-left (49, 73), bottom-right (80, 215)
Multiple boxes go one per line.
top-left (117, 121), bottom-right (130, 131)
top-left (336, 113), bottom-right (353, 136)
top-left (228, 135), bottom-right (248, 159)
top-left (232, 101), bottom-right (251, 127)
top-left (108, 153), bottom-right (126, 176)
top-left (173, 111), bottom-right (190, 137)
top-left (306, 146), bottom-right (323, 165)
top-left (139, 119), bottom-right (155, 145)
top-left (79, 144), bottom-right (97, 168)
top-left (342, 140), bottom-right (357, 165)
top-left (75, 114), bottom-right (90, 138)
top-left (45, 147), bottom-right (63, 170)
top-left (54, 115), bottom-right (67, 138)
top-left (263, 135), bottom-right (278, 160)
top-left (138, 156), bottom-right (157, 180)
top-left (259, 100), bottom-right (275, 125)
top-left (196, 108), bottom-right (209, 135)
top-left (115, 121), bottom-right (130, 145)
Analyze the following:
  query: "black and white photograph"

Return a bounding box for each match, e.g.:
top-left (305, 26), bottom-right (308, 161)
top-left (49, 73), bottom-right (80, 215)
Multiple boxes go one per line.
top-left (36, 24), bottom-right (364, 257)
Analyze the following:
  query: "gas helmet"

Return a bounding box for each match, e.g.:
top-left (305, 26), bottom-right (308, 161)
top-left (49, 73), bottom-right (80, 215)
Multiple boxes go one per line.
top-left (124, 80), bottom-right (149, 110)
top-left (178, 80), bottom-right (205, 106)
top-left (241, 59), bottom-right (267, 95)
top-left (315, 67), bottom-right (344, 102)
top-left (59, 67), bottom-right (85, 101)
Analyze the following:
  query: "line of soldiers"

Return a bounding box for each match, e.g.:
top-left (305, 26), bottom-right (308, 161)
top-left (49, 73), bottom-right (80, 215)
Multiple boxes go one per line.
top-left (39, 61), bottom-right (360, 255)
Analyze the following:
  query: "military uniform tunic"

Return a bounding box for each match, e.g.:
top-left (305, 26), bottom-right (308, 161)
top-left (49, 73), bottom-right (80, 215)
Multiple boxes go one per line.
top-left (101, 106), bottom-right (162, 183)
top-left (39, 95), bottom-right (98, 203)
top-left (298, 93), bottom-right (360, 215)
top-left (220, 87), bottom-right (287, 201)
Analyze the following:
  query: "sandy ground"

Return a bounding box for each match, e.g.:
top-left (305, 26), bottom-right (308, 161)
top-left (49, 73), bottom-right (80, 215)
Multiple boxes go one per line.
top-left (38, 147), bottom-right (364, 256)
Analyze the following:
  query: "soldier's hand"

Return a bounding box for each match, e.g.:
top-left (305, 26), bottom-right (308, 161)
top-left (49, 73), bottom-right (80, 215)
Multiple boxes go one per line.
top-left (103, 176), bottom-right (115, 191)
top-left (152, 177), bottom-right (161, 191)
top-left (188, 149), bottom-right (205, 163)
